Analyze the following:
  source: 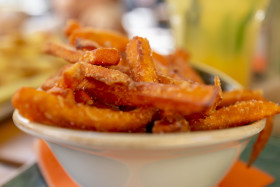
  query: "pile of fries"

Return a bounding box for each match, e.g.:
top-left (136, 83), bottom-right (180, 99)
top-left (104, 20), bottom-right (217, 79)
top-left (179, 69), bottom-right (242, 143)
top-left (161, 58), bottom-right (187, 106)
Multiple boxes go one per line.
top-left (12, 20), bottom-right (280, 165)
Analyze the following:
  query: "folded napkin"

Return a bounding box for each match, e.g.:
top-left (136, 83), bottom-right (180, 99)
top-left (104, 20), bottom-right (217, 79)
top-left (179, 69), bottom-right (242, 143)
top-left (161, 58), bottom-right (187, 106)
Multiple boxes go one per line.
top-left (35, 139), bottom-right (274, 187)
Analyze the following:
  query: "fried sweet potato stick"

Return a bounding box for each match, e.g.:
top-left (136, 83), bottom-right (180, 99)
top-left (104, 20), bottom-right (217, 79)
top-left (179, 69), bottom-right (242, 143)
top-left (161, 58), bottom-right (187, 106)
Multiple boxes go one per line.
top-left (67, 23), bottom-right (172, 67)
top-left (126, 36), bottom-right (158, 83)
top-left (64, 20), bottom-right (81, 37)
top-left (69, 28), bottom-right (129, 51)
top-left (157, 73), bottom-right (191, 85)
top-left (66, 23), bottom-right (198, 83)
top-left (81, 62), bottom-right (131, 85)
top-left (74, 37), bottom-right (101, 50)
top-left (44, 42), bottom-right (120, 66)
top-left (47, 55), bottom-right (218, 116)
top-left (125, 35), bottom-right (159, 132)
top-left (108, 65), bottom-right (131, 76)
top-left (218, 89), bottom-right (264, 108)
top-left (12, 87), bottom-right (155, 132)
top-left (152, 51), bottom-right (169, 66)
top-left (81, 80), bottom-right (219, 115)
top-left (205, 76), bottom-right (223, 114)
top-left (55, 63), bottom-right (219, 115)
top-left (41, 64), bottom-right (72, 91)
top-left (152, 118), bottom-right (189, 133)
top-left (167, 49), bottom-right (203, 83)
top-left (190, 100), bottom-right (280, 131)
top-left (152, 111), bottom-right (190, 133)
top-left (248, 116), bottom-right (274, 167)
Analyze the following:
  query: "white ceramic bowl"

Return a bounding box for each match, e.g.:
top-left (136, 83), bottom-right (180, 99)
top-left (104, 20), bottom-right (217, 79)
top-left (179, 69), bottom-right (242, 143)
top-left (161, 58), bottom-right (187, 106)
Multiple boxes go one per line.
top-left (13, 64), bottom-right (265, 187)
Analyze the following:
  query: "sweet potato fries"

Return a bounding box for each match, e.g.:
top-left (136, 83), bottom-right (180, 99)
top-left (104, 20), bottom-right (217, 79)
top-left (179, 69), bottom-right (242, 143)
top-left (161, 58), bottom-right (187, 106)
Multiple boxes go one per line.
top-left (12, 21), bottom-right (280, 166)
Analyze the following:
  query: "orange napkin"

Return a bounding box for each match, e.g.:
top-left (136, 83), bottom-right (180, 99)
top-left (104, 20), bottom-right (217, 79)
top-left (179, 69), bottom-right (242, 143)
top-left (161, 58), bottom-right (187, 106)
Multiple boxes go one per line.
top-left (35, 139), bottom-right (274, 187)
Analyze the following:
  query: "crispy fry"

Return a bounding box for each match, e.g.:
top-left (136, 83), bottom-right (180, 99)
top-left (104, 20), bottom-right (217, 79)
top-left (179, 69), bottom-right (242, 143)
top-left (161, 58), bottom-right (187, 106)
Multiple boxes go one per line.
top-left (55, 63), bottom-right (85, 89)
top-left (57, 61), bottom-right (219, 115)
top-left (47, 63), bottom-right (217, 115)
top-left (81, 62), bottom-right (130, 85)
top-left (41, 64), bottom-right (72, 91)
top-left (153, 118), bottom-right (189, 133)
top-left (64, 20), bottom-right (81, 37)
top-left (68, 28), bottom-right (129, 51)
top-left (167, 49), bottom-right (203, 83)
top-left (74, 37), bottom-right (101, 50)
top-left (152, 111), bottom-right (189, 133)
top-left (73, 90), bottom-right (93, 104)
top-left (126, 36), bottom-right (158, 83)
top-left (67, 23), bottom-right (169, 66)
top-left (55, 62), bottom-right (130, 88)
top-left (44, 42), bottom-right (120, 66)
top-left (66, 24), bottom-right (197, 83)
top-left (152, 51), bottom-right (169, 66)
top-left (190, 100), bottom-right (280, 131)
top-left (248, 116), bottom-right (274, 167)
top-left (108, 65), bottom-right (131, 76)
top-left (157, 73), bottom-right (190, 85)
top-left (123, 36), bottom-right (159, 126)
top-left (80, 79), bottom-right (219, 115)
top-left (218, 89), bottom-right (264, 108)
top-left (205, 76), bottom-right (223, 114)
top-left (12, 87), bottom-right (155, 132)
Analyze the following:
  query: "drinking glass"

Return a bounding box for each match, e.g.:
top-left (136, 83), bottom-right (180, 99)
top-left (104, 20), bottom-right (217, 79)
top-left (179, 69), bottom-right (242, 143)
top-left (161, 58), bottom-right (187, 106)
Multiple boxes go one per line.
top-left (166, 0), bottom-right (270, 86)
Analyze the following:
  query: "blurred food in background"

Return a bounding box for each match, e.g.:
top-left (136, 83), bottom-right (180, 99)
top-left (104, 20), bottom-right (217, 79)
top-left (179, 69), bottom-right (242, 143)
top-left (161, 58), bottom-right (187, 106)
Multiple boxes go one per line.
top-left (0, 32), bottom-right (67, 105)
top-left (0, 11), bottom-right (29, 36)
top-left (0, 1), bottom-right (67, 108)
top-left (0, 0), bottom-right (128, 121)
top-left (122, 0), bottom-right (174, 54)
top-left (51, 0), bottom-right (125, 33)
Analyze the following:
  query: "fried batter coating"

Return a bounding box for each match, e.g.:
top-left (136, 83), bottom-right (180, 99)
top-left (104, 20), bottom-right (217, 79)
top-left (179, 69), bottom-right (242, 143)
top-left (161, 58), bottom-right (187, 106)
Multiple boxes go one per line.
top-left (74, 37), bottom-right (101, 51)
top-left (126, 36), bottom-right (158, 83)
top-left (81, 62), bottom-right (130, 85)
top-left (44, 42), bottom-right (120, 66)
top-left (41, 64), bottom-right (72, 91)
top-left (248, 116), bottom-right (274, 167)
top-left (190, 100), bottom-right (280, 131)
top-left (152, 111), bottom-right (189, 133)
top-left (218, 89), bottom-right (264, 108)
top-left (167, 49), bottom-right (204, 83)
top-left (69, 28), bottom-right (129, 51)
top-left (81, 79), bottom-right (219, 115)
top-left (64, 20), bottom-right (81, 37)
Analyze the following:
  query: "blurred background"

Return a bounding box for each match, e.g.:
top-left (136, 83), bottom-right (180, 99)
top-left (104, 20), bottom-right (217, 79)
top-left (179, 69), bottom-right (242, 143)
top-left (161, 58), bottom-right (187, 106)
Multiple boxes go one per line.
top-left (0, 0), bottom-right (279, 185)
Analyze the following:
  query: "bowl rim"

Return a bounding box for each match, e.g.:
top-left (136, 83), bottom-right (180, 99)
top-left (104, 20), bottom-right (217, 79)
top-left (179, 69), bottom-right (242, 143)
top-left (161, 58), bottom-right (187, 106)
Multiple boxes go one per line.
top-left (13, 110), bottom-right (265, 150)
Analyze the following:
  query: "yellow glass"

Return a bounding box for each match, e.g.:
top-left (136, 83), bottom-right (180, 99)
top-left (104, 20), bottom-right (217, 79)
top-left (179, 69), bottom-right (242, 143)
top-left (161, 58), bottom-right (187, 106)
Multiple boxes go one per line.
top-left (167, 0), bottom-right (269, 86)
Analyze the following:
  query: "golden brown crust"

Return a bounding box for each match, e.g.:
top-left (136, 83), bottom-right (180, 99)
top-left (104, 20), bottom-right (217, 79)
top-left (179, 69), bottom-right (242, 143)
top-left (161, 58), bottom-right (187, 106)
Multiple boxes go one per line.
top-left (44, 42), bottom-right (120, 66)
top-left (12, 87), bottom-right (155, 132)
top-left (189, 100), bottom-right (280, 131)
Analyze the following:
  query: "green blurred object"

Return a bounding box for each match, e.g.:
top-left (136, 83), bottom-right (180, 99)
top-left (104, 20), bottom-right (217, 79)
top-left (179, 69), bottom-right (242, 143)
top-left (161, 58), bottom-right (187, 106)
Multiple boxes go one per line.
top-left (166, 0), bottom-right (270, 86)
